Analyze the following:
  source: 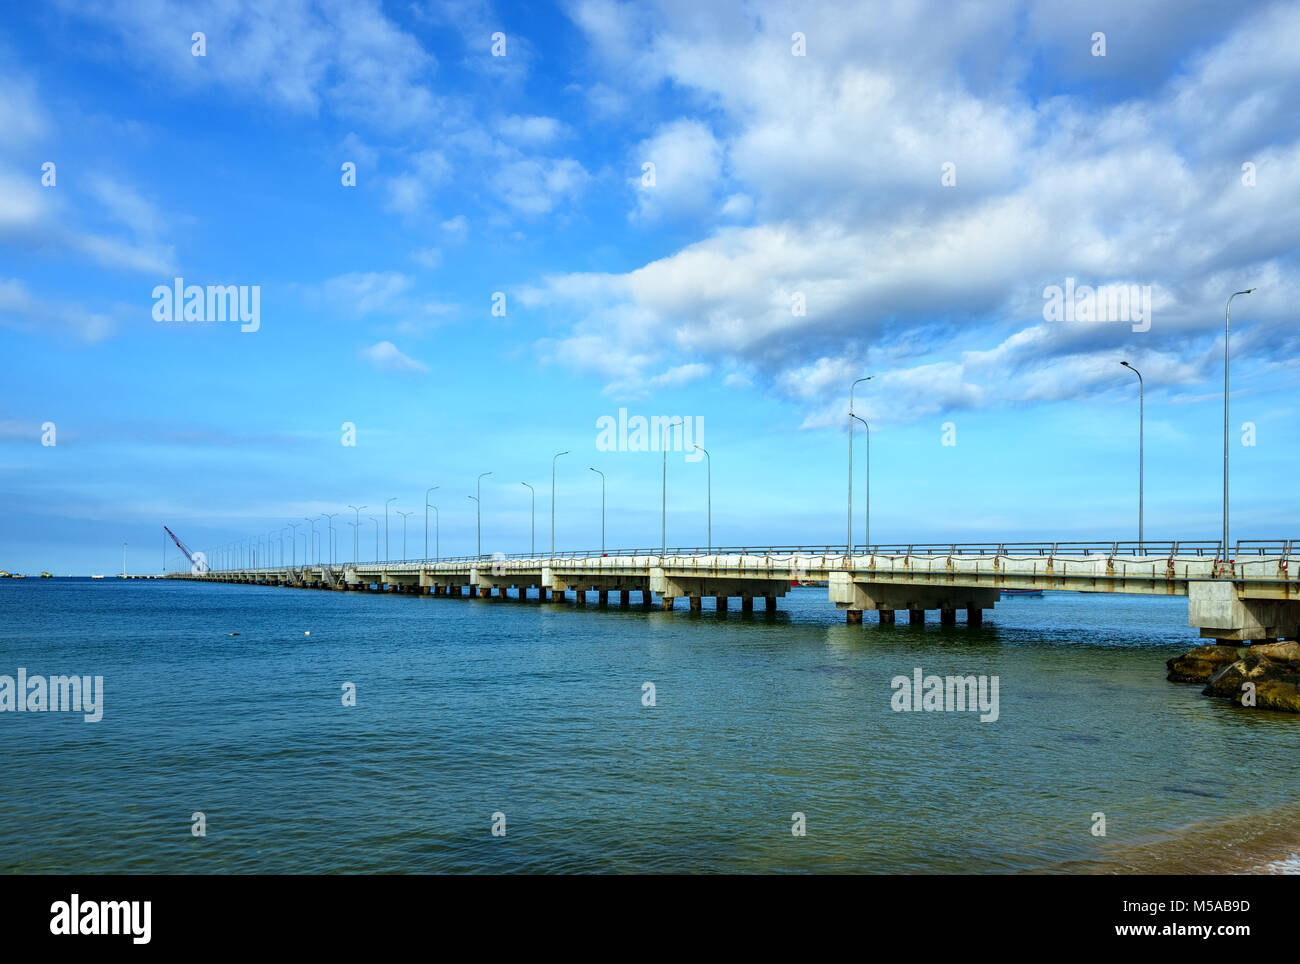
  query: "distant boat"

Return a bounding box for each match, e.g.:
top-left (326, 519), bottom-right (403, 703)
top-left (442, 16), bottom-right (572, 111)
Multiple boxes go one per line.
top-left (91, 574), bottom-right (105, 579)
top-left (1001, 588), bottom-right (1042, 597)
top-left (40, 572), bottom-right (52, 578)
top-left (11, 573), bottom-right (26, 579)
top-left (0, 571), bottom-right (9, 578)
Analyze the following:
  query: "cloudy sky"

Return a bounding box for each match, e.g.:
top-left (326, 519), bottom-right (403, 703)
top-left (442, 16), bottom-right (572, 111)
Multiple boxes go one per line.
top-left (2, 0), bottom-right (1298, 572)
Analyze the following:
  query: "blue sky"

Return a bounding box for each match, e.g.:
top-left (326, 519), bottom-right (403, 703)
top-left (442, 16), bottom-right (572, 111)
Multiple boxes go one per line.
top-left (2, 0), bottom-right (1298, 573)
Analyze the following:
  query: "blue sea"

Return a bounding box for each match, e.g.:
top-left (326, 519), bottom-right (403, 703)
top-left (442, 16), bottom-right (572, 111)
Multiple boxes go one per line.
top-left (1, 579), bottom-right (1296, 873)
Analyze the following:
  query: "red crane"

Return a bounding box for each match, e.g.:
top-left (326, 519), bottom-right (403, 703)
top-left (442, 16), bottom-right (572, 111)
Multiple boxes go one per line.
top-left (163, 526), bottom-right (200, 568)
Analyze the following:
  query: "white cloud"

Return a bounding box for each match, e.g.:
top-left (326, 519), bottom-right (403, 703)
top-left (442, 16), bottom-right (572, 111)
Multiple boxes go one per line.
top-left (0, 278), bottom-right (115, 342)
top-left (633, 119), bottom-right (723, 221)
top-left (59, 0), bottom-right (441, 129)
top-left (496, 114), bottom-right (569, 145)
top-left (537, 0), bottom-right (1300, 422)
top-left (360, 340), bottom-right (428, 373)
top-left (493, 157), bottom-right (590, 215)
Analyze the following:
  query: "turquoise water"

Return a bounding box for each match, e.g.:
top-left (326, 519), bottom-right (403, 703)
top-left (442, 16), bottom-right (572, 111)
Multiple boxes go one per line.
top-left (0, 579), bottom-right (1295, 873)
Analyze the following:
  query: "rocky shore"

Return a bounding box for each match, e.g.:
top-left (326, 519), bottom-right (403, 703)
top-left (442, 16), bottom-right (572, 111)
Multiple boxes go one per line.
top-left (1167, 641), bottom-right (1300, 712)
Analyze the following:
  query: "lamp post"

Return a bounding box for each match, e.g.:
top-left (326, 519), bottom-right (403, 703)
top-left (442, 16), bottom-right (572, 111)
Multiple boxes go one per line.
top-left (468, 495), bottom-right (478, 557)
top-left (396, 510), bottom-right (413, 560)
top-left (661, 418), bottom-right (683, 555)
top-left (476, 472), bottom-right (492, 559)
top-left (429, 504), bottom-right (439, 560)
top-left (851, 414), bottom-right (870, 549)
top-left (589, 467), bottom-right (605, 554)
top-left (288, 523), bottom-right (298, 568)
top-left (521, 482), bottom-right (535, 555)
top-left (424, 486), bottom-right (439, 560)
top-left (1224, 288), bottom-right (1255, 569)
top-left (305, 518), bottom-right (317, 566)
top-left (122, 542), bottom-right (127, 578)
top-left (1120, 362), bottom-right (1143, 547)
top-left (347, 505), bottom-right (366, 563)
top-left (552, 451), bottom-right (568, 555)
top-left (369, 517), bottom-right (379, 562)
top-left (693, 444), bottom-right (711, 552)
top-left (384, 497), bottom-right (397, 561)
top-left (848, 375), bottom-right (873, 554)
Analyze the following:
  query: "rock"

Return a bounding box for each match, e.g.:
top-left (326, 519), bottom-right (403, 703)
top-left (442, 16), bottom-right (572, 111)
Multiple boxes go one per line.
top-left (1255, 679), bottom-right (1300, 713)
top-left (1202, 651), bottom-right (1300, 711)
top-left (1166, 644), bottom-right (1241, 684)
top-left (1244, 640), bottom-right (1300, 666)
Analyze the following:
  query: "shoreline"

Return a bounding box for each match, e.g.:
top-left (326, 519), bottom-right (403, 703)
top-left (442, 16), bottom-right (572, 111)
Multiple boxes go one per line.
top-left (1050, 804), bottom-right (1300, 875)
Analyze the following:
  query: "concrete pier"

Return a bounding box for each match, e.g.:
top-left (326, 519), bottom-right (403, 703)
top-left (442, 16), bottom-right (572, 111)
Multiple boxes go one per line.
top-left (180, 542), bottom-right (1300, 643)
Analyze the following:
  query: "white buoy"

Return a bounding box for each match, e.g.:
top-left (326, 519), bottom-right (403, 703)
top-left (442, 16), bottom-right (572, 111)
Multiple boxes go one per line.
top-left (304, 631), bottom-right (311, 635)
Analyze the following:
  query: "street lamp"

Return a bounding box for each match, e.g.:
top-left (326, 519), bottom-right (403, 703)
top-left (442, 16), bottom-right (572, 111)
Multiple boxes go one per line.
top-left (476, 472), bottom-right (492, 559)
top-left (122, 542), bottom-right (127, 578)
top-left (552, 451), bottom-right (568, 555)
top-left (851, 414), bottom-right (870, 549)
top-left (693, 444), bottom-right (711, 552)
top-left (661, 418), bottom-right (683, 555)
top-left (589, 467), bottom-right (606, 554)
top-left (521, 482), bottom-right (535, 555)
top-left (288, 523), bottom-right (299, 568)
top-left (1120, 362), bottom-right (1144, 547)
top-left (369, 517), bottom-right (379, 562)
top-left (347, 505), bottom-right (366, 563)
top-left (468, 495), bottom-right (479, 557)
top-left (1224, 288), bottom-right (1255, 568)
top-left (429, 504), bottom-right (439, 560)
top-left (384, 497), bottom-right (397, 561)
top-left (396, 510), bottom-right (414, 560)
top-left (424, 486), bottom-right (439, 560)
top-left (849, 375), bottom-right (873, 554)
top-left (305, 518), bottom-right (317, 566)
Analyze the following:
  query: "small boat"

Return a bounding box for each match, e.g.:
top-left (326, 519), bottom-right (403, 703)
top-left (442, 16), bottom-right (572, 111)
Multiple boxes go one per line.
top-left (40, 572), bottom-right (52, 578)
top-left (91, 574), bottom-right (105, 579)
top-left (0, 571), bottom-right (9, 578)
top-left (11, 573), bottom-right (25, 579)
top-left (1001, 588), bottom-right (1042, 597)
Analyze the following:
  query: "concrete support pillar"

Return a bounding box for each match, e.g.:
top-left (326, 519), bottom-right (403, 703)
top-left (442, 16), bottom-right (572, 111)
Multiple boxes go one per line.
top-left (714, 595), bottom-right (727, 612)
top-left (689, 596), bottom-right (702, 612)
top-left (847, 609), bottom-right (863, 625)
top-left (552, 589), bottom-right (565, 603)
top-left (478, 586), bottom-right (489, 599)
top-left (619, 591), bottom-right (630, 607)
top-left (879, 609), bottom-right (896, 625)
top-left (660, 596), bottom-right (675, 610)
top-left (967, 606), bottom-right (982, 626)
top-left (539, 587), bottom-right (549, 602)
top-left (575, 590), bottom-right (586, 606)
top-left (598, 590), bottom-right (608, 606)
top-left (642, 591), bottom-right (654, 608)
top-left (909, 608), bottom-right (925, 625)
top-left (940, 608), bottom-right (957, 626)
top-left (742, 596), bottom-right (754, 612)
top-left (765, 595), bottom-right (776, 613)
